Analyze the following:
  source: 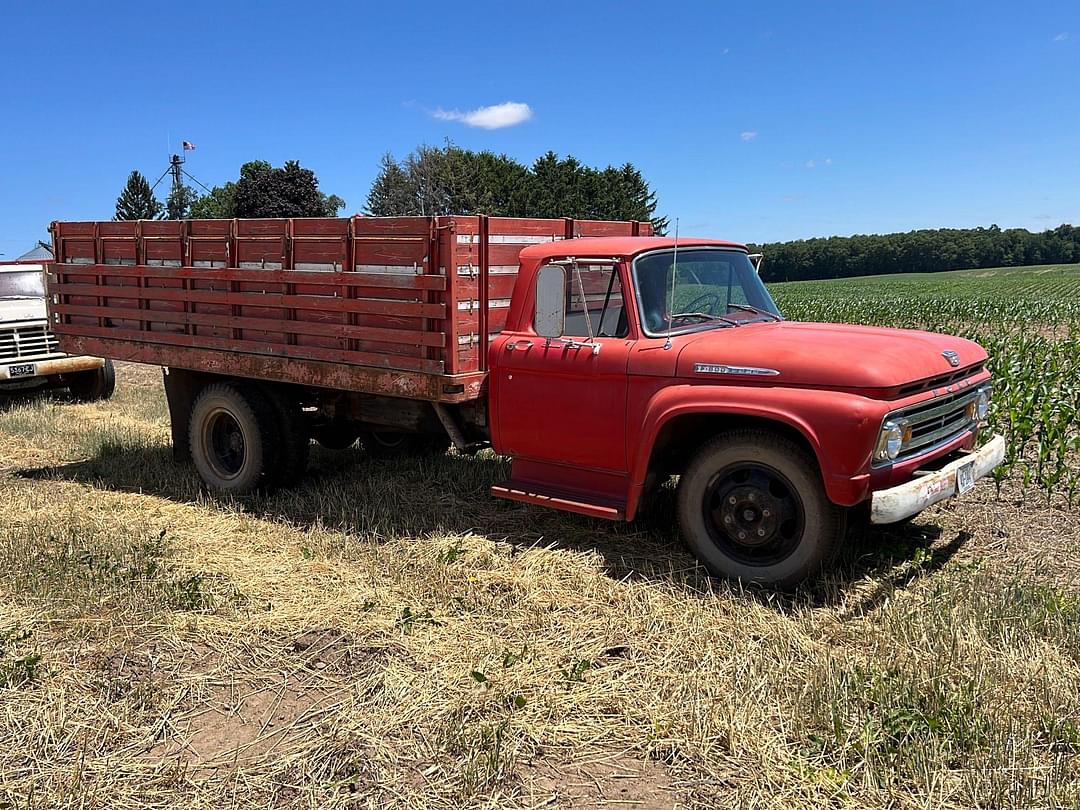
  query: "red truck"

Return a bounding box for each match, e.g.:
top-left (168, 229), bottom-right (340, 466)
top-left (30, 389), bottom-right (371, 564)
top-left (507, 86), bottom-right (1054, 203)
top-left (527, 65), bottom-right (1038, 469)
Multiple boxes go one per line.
top-left (48, 215), bottom-right (1004, 586)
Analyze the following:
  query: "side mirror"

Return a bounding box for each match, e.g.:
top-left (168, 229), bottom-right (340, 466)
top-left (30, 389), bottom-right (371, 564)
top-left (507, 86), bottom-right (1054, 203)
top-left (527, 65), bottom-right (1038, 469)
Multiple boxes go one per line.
top-left (534, 264), bottom-right (566, 338)
top-left (748, 253), bottom-right (764, 274)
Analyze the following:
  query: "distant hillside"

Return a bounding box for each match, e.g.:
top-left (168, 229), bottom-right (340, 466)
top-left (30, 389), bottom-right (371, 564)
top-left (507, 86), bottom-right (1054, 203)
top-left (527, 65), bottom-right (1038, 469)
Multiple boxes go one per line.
top-left (749, 224), bottom-right (1079, 283)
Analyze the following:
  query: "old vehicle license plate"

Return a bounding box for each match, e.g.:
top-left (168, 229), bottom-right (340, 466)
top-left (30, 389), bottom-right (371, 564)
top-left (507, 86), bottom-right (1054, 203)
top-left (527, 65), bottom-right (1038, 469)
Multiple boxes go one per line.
top-left (8, 363), bottom-right (35, 378)
top-left (956, 461), bottom-right (976, 495)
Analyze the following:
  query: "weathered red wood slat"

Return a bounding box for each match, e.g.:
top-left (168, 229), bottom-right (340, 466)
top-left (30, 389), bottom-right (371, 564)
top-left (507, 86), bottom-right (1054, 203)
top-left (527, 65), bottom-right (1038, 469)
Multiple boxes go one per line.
top-left (63, 323), bottom-right (443, 373)
top-left (55, 264), bottom-right (446, 291)
top-left (56, 283), bottom-right (446, 319)
top-left (53, 303), bottom-right (446, 348)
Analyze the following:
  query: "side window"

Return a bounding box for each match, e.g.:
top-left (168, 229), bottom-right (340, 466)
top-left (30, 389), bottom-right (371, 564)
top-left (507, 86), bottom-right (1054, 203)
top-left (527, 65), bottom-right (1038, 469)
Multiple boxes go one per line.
top-left (563, 263), bottom-right (629, 338)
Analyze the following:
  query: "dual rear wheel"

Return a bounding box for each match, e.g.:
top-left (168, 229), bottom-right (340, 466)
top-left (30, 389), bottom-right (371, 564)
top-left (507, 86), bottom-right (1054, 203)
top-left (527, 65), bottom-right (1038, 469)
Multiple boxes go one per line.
top-left (188, 382), bottom-right (448, 494)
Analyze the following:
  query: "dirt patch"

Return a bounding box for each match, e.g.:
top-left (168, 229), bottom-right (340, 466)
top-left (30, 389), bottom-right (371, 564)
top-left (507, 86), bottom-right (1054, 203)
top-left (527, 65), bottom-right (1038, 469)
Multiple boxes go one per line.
top-left (150, 674), bottom-right (344, 772)
top-left (518, 754), bottom-right (686, 809)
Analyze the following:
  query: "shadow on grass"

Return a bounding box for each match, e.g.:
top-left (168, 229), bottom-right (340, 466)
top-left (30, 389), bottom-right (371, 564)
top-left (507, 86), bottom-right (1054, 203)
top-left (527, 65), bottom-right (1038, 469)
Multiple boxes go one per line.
top-left (0, 386), bottom-right (72, 411)
top-left (16, 442), bottom-right (968, 608)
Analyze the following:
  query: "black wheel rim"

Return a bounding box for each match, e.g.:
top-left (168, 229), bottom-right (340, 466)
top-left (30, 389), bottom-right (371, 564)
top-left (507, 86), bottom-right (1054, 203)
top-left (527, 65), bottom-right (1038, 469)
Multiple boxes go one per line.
top-left (702, 463), bottom-right (805, 567)
top-left (204, 408), bottom-right (246, 479)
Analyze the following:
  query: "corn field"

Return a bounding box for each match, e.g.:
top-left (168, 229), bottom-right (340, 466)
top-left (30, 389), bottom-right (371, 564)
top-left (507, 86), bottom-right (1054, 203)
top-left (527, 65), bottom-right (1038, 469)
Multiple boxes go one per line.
top-left (771, 263), bottom-right (1080, 503)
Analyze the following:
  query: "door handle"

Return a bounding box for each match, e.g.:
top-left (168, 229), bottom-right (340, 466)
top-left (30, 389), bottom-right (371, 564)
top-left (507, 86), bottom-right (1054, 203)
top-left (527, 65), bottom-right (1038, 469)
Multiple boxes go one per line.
top-left (505, 340), bottom-right (533, 351)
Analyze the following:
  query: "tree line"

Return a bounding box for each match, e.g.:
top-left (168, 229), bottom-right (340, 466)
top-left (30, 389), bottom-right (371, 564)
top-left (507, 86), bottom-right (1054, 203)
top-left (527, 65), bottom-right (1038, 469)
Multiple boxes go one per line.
top-left (114, 160), bottom-right (344, 222)
top-left (113, 143), bottom-right (665, 233)
top-left (366, 144), bottom-right (666, 232)
top-left (750, 224), bottom-right (1080, 282)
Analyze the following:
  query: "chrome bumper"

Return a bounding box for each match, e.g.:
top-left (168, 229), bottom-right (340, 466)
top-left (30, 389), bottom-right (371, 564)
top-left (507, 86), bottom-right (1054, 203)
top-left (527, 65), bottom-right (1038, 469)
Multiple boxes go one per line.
top-left (0, 355), bottom-right (105, 382)
top-left (870, 434), bottom-right (1006, 525)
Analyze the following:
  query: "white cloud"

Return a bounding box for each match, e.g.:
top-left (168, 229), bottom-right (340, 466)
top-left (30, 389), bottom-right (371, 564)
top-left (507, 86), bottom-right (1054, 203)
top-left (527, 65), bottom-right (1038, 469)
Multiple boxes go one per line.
top-left (1053, 32), bottom-right (1070, 41)
top-left (740, 131), bottom-right (758, 142)
top-left (805, 159), bottom-right (816, 169)
top-left (433, 101), bottom-right (533, 129)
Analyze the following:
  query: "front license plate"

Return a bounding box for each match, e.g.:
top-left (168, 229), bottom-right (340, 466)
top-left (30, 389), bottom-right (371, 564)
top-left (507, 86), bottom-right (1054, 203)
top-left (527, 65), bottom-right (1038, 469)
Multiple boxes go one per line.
top-left (8, 363), bottom-right (35, 378)
top-left (956, 461), bottom-right (976, 495)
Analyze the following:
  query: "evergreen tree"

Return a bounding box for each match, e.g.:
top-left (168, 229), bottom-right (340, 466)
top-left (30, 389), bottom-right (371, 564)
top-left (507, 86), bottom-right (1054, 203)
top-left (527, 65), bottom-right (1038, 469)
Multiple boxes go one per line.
top-left (165, 182), bottom-right (199, 220)
top-left (114, 170), bottom-right (162, 221)
top-left (366, 153), bottom-right (416, 215)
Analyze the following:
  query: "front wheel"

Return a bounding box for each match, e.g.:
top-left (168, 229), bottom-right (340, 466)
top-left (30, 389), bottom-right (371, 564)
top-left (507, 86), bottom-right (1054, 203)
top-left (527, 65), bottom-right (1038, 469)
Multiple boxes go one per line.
top-left (676, 429), bottom-right (845, 588)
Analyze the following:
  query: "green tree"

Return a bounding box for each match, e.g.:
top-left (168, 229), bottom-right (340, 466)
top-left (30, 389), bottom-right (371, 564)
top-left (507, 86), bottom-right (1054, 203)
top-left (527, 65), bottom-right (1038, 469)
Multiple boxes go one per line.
top-left (189, 182), bottom-right (236, 218)
top-left (165, 182), bottom-right (199, 220)
top-left (114, 170), bottom-right (162, 221)
top-left (191, 160), bottom-right (342, 219)
top-left (233, 160), bottom-right (342, 218)
top-left (365, 144), bottom-right (664, 231)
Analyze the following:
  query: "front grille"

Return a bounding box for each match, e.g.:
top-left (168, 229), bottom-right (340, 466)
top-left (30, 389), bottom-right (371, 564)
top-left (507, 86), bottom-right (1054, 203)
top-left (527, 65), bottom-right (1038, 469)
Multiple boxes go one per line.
top-left (896, 363), bottom-right (985, 396)
top-left (0, 323), bottom-right (62, 362)
top-left (876, 387), bottom-right (984, 466)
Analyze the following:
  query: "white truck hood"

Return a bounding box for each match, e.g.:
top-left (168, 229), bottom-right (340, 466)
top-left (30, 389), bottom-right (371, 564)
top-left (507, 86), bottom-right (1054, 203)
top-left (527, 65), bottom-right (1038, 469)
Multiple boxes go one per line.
top-left (0, 297), bottom-right (48, 325)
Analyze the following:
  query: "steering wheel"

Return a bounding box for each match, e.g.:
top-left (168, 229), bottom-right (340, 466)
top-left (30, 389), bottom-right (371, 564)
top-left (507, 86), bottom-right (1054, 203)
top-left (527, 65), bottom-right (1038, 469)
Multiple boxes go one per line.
top-left (679, 292), bottom-right (723, 317)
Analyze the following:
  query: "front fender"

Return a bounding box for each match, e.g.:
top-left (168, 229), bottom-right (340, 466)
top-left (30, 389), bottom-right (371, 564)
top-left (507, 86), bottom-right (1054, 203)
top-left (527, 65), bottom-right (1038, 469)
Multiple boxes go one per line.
top-left (627, 383), bottom-right (883, 517)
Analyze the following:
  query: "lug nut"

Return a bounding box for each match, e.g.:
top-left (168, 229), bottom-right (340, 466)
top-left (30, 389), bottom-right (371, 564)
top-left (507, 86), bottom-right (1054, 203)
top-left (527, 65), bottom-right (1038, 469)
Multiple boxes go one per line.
top-left (757, 529), bottom-right (765, 537)
top-left (762, 509), bottom-right (771, 517)
top-left (728, 496), bottom-right (737, 505)
top-left (723, 515), bottom-right (732, 524)
top-left (738, 531), bottom-right (746, 540)
top-left (748, 493), bottom-right (756, 501)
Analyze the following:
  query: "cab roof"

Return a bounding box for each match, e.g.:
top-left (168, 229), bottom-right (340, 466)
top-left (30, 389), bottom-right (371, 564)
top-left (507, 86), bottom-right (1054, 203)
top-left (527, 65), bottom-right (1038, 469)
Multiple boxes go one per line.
top-left (518, 236), bottom-right (748, 262)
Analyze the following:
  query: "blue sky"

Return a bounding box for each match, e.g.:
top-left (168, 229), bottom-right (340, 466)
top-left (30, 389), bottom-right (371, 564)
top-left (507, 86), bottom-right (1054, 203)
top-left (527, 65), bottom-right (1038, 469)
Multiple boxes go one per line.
top-left (1, 0), bottom-right (1077, 255)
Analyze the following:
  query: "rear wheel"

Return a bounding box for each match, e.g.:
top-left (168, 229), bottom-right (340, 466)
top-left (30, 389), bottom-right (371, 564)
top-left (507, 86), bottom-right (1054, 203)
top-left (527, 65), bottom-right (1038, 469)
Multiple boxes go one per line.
top-left (676, 429), bottom-right (845, 588)
top-left (360, 429), bottom-right (450, 458)
top-left (67, 359), bottom-right (116, 402)
top-left (188, 382), bottom-right (278, 494)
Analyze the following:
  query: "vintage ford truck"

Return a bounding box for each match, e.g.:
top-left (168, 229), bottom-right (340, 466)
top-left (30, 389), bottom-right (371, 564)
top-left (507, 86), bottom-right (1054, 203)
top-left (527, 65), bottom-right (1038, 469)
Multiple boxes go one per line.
top-left (0, 260), bottom-right (114, 399)
top-left (47, 216), bottom-right (1004, 586)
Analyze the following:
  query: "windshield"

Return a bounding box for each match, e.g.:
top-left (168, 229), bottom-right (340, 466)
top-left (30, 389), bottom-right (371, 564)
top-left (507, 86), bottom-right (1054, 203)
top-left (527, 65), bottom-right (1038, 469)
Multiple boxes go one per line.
top-left (0, 266), bottom-right (46, 300)
top-left (632, 248), bottom-right (781, 337)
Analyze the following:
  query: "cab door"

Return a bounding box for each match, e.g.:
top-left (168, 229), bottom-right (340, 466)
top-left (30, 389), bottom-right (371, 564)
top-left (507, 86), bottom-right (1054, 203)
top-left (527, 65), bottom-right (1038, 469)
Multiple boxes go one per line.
top-left (491, 261), bottom-right (634, 472)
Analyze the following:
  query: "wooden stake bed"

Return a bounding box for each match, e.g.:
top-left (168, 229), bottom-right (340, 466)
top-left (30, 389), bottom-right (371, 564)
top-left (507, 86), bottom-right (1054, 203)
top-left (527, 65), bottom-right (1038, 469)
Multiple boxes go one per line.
top-left (49, 215), bottom-right (651, 402)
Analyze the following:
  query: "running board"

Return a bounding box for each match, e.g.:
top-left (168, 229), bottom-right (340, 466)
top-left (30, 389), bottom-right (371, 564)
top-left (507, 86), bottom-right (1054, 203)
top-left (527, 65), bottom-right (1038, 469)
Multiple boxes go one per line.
top-left (490, 482), bottom-right (625, 521)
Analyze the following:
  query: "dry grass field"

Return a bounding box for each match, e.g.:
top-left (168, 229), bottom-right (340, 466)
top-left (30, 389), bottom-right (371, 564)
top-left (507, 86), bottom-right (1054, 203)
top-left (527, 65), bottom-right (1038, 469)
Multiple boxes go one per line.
top-left (2, 265), bottom-right (1080, 808)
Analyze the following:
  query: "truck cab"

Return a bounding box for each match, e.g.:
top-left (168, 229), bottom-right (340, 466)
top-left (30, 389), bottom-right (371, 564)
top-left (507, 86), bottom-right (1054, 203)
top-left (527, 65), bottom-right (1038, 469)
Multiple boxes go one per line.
top-left (0, 261), bottom-right (115, 400)
top-left (488, 238), bottom-right (1004, 587)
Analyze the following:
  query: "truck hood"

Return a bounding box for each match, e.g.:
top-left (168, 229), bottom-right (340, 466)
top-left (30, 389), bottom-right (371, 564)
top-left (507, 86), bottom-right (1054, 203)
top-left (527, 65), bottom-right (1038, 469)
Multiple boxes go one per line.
top-left (675, 321), bottom-right (987, 390)
top-left (0, 297), bottom-right (47, 324)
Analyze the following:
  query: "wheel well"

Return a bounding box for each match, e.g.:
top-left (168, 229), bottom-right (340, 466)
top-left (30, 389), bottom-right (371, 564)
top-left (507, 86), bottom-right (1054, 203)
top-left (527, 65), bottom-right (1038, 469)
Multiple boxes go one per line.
top-left (646, 413), bottom-right (820, 481)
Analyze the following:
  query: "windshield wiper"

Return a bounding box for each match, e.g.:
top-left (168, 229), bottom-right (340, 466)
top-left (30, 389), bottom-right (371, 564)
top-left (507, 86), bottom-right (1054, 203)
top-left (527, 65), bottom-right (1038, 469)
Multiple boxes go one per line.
top-left (727, 303), bottom-right (781, 321)
top-left (669, 312), bottom-right (739, 326)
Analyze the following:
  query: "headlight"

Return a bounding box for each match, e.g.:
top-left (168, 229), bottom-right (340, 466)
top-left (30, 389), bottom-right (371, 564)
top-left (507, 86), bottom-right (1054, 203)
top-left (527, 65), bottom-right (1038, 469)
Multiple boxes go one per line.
top-left (966, 387), bottom-right (991, 422)
top-left (877, 419), bottom-right (906, 461)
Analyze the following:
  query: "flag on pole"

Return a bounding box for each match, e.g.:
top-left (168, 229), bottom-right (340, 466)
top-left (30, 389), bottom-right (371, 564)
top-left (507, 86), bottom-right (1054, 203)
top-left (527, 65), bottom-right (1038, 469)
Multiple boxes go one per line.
top-left (182, 141), bottom-right (196, 150)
